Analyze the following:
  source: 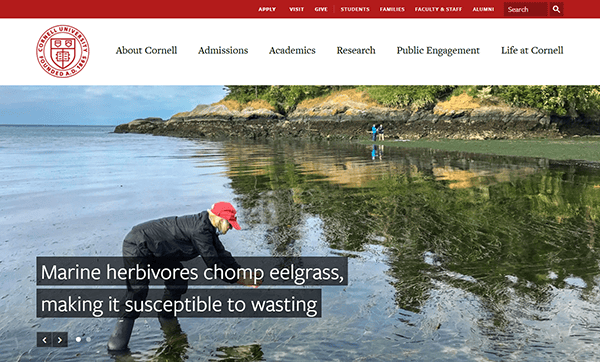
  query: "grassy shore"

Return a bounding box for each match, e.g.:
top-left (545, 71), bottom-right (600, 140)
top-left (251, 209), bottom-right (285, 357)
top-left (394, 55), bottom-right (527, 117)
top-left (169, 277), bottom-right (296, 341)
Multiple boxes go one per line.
top-left (360, 137), bottom-right (600, 162)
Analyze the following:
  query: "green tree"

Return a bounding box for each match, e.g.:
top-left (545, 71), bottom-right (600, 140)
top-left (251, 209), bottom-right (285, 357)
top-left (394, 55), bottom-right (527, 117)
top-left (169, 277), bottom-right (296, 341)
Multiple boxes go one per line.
top-left (492, 85), bottom-right (600, 118)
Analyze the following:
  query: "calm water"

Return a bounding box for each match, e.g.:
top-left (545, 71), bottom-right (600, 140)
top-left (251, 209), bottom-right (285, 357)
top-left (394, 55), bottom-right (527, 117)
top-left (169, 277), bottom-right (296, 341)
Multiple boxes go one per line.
top-left (2, 126), bottom-right (600, 361)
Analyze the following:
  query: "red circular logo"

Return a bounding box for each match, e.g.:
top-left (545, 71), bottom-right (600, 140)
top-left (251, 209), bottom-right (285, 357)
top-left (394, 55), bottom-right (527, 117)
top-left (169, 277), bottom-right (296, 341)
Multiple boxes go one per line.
top-left (36, 25), bottom-right (89, 78)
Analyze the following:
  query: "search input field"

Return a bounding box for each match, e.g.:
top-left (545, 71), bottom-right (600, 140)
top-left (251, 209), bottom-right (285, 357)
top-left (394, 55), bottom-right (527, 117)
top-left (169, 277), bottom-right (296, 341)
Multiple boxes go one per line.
top-left (504, 2), bottom-right (548, 17)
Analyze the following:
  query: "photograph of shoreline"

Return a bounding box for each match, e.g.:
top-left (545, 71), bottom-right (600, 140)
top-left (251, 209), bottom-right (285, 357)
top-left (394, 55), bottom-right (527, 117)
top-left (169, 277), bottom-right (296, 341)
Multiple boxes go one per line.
top-left (3, 85), bottom-right (600, 361)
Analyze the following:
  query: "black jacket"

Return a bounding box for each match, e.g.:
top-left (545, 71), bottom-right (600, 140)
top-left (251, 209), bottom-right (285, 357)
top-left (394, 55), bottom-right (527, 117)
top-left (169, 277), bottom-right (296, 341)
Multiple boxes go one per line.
top-left (124, 211), bottom-right (241, 272)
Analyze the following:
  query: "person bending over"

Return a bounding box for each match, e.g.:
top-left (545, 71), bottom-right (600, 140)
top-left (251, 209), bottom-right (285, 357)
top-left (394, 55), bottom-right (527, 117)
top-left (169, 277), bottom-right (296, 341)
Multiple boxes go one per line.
top-left (107, 201), bottom-right (259, 351)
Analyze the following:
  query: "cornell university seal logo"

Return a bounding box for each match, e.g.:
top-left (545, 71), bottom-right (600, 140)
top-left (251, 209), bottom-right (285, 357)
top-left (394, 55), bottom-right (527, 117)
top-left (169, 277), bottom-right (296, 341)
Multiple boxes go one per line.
top-left (37, 25), bottom-right (89, 78)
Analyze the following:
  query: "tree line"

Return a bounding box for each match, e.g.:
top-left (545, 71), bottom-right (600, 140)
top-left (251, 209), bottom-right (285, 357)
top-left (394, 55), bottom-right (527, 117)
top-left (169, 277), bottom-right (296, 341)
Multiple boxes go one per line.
top-left (223, 85), bottom-right (600, 118)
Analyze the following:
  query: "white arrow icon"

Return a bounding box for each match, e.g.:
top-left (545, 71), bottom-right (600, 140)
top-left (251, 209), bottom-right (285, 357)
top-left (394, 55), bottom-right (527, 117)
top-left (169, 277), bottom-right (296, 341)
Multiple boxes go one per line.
top-left (42, 337), bottom-right (47, 344)
top-left (57, 337), bottom-right (62, 344)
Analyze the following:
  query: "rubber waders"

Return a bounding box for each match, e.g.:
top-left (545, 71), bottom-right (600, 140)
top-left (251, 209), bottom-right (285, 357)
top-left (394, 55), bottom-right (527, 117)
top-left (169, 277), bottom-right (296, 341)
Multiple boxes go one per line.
top-left (107, 318), bottom-right (135, 351)
top-left (158, 316), bottom-right (182, 335)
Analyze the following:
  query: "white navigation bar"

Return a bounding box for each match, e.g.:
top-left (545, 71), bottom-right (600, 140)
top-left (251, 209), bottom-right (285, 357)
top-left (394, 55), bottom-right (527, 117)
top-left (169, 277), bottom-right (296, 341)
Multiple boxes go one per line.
top-left (4, 19), bottom-right (597, 85)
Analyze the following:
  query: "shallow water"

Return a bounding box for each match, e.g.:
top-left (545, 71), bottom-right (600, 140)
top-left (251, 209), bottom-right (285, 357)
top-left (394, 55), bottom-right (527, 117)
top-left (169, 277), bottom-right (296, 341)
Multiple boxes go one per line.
top-left (3, 126), bottom-right (600, 361)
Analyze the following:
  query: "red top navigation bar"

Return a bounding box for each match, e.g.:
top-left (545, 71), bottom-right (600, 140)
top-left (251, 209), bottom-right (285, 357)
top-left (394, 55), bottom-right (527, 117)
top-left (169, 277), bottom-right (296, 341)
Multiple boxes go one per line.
top-left (3, 0), bottom-right (599, 18)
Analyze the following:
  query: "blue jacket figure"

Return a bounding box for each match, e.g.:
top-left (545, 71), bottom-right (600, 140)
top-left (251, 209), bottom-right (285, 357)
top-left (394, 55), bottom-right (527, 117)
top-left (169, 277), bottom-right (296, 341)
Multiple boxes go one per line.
top-left (372, 124), bottom-right (377, 141)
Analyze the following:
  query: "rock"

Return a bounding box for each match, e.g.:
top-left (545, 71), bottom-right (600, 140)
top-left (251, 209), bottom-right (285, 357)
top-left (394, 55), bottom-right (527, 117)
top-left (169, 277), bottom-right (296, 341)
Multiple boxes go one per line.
top-left (169, 112), bottom-right (190, 121)
top-left (178, 103), bottom-right (285, 121)
top-left (114, 117), bottom-right (165, 133)
top-left (114, 95), bottom-right (598, 140)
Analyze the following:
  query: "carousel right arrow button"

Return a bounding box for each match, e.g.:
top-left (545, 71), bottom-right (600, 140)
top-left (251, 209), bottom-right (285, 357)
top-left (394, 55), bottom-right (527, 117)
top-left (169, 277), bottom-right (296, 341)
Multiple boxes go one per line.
top-left (53, 332), bottom-right (68, 347)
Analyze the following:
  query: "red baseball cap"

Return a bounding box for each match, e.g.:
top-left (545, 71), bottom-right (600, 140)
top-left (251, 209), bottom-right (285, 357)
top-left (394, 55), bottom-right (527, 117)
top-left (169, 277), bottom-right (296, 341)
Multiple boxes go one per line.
top-left (210, 202), bottom-right (241, 230)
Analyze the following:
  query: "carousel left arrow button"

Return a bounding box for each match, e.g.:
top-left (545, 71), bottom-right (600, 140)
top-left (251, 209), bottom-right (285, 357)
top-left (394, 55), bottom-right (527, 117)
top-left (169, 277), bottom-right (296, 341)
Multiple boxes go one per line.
top-left (37, 332), bottom-right (52, 347)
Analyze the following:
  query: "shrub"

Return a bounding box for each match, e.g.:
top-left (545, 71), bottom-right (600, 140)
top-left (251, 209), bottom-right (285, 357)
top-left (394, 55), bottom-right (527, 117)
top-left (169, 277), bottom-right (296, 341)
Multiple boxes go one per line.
top-left (364, 86), bottom-right (456, 109)
top-left (491, 86), bottom-right (600, 118)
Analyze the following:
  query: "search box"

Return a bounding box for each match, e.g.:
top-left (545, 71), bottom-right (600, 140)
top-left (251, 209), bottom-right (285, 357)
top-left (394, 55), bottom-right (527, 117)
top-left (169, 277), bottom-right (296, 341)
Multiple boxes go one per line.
top-left (504, 2), bottom-right (548, 16)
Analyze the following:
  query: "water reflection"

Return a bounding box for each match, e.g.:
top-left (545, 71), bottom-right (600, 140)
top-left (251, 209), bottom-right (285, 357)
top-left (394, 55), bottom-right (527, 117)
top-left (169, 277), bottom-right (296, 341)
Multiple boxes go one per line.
top-left (218, 139), bottom-right (600, 320)
top-left (210, 344), bottom-right (265, 361)
top-left (108, 326), bottom-right (264, 362)
top-left (371, 144), bottom-right (383, 160)
top-left (175, 138), bottom-right (600, 359)
top-left (110, 341), bottom-right (263, 362)
top-left (110, 318), bottom-right (190, 362)
top-left (154, 318), bottom-right (189, 362)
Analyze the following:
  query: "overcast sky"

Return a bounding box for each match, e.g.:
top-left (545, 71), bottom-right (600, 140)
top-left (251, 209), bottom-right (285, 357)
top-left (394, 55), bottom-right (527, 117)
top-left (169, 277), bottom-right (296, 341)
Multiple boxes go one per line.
top-left (0, 86), bottom-right (227, 126)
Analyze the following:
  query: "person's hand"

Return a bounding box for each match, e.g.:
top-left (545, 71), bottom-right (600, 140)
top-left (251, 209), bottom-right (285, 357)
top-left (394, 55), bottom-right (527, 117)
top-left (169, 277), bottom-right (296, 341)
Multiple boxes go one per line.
top-left (236, 273), bottom-right (263, 288)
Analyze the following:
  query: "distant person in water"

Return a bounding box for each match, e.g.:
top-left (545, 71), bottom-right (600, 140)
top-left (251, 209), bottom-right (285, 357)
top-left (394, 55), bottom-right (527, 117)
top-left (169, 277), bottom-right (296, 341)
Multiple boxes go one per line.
top-left (377, 124), bottom-right (385, 141)
top-left (107, 202), bottom-right (260, 351)
top-left (372, 124), bottom-right (377, 141)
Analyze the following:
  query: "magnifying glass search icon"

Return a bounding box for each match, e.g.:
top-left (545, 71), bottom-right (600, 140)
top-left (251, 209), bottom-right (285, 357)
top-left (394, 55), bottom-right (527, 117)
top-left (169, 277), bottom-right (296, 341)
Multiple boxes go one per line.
top-left (553, 5), bottom-right (560, 13)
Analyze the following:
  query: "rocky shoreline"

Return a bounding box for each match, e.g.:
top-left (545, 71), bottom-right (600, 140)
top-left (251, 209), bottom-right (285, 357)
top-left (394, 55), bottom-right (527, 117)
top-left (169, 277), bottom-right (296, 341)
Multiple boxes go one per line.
top-left (114, 94), bottom-right (600, 140)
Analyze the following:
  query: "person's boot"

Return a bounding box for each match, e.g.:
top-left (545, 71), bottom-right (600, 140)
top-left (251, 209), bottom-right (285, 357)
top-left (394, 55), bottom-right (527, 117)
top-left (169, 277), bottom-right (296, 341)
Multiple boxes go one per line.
top-left (158, 315), bottom-right (182, 336)
top-left (107, 318), bottom-right (135, 351)
top-left (157, 316), bottom-right (188, 359)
